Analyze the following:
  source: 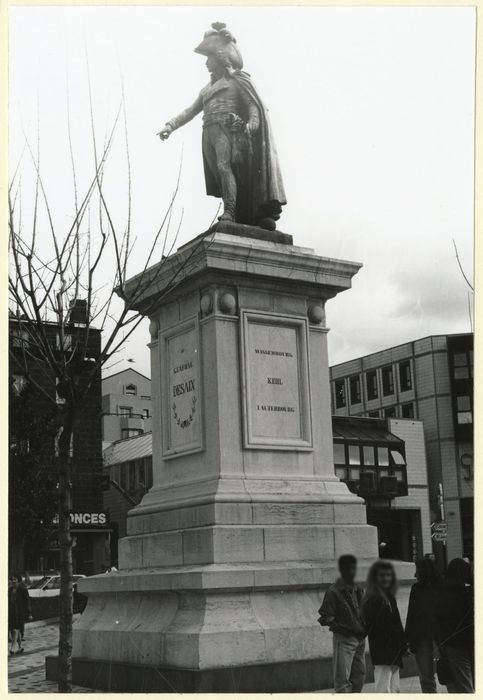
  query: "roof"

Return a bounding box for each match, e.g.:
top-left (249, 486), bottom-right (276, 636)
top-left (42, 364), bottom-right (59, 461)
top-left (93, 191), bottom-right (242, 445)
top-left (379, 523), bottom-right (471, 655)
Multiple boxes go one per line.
top-left (103, 431), bottom-right (153, 466)
top-left (332, 416), bottom-right (403, 445)
top-left (102, 367), bottom-right (151, 383)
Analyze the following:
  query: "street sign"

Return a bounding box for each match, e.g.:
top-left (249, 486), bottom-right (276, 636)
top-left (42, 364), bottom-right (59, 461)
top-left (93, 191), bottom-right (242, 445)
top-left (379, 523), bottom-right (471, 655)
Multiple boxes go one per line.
top-left (431, 532), bottom-right (447, 543)
top-left (431, 521), bottom-right (447, 535)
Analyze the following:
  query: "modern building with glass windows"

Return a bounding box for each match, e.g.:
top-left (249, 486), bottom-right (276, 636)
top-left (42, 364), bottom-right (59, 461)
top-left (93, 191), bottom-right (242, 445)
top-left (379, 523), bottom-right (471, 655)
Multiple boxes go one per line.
top-left (330, 333), bottom-right (473, 563)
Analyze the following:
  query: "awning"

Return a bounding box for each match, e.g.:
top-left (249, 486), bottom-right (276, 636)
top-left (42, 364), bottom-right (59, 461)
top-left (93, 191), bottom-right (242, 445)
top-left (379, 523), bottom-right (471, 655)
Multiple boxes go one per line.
top-left (332, 416), bottom-right (404, 446)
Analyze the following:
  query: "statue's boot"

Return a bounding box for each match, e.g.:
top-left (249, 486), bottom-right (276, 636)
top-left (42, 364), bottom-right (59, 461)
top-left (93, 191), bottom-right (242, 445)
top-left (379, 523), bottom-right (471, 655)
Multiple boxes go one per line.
top-left (218, 196), bottom-right (236, 223)
top-left (257, 217), bottom-right (277, 231)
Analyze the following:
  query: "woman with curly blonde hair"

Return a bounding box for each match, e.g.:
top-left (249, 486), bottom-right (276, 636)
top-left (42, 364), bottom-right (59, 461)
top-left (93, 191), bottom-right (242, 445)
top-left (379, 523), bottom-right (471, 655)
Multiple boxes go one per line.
top-left (362, 560), bottom-right (408, 693)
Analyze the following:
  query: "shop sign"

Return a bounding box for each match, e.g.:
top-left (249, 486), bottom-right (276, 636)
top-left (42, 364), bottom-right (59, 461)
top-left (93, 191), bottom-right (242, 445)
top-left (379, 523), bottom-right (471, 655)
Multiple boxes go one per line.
top-left (53, 512), bottom-right (107, 526)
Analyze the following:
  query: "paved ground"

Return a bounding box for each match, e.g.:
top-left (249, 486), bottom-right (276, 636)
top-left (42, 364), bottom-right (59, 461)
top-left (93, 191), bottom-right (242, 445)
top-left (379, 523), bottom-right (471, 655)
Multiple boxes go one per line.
top-left (319, 676), bottom-right (447, 693)
top-left (8, 620), bottom-right (101, 693)
top-left (8, 621), bottom-right (446, 693)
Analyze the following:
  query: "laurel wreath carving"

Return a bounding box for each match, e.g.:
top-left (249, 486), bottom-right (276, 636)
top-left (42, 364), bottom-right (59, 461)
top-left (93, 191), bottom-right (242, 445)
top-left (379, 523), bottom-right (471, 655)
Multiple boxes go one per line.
top-left (172, 395), bottom-right (197, 429)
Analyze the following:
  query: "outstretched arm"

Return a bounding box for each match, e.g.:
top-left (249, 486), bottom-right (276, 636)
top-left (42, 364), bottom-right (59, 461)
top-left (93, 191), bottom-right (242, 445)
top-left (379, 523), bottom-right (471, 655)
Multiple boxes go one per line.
top-left (158, 94), bottom-right (203, 140)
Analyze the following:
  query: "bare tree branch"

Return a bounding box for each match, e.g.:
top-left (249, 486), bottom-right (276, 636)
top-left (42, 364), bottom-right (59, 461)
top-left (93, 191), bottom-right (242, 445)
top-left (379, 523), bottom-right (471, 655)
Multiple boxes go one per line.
top-left (452, 238), bottom-right (474, 291)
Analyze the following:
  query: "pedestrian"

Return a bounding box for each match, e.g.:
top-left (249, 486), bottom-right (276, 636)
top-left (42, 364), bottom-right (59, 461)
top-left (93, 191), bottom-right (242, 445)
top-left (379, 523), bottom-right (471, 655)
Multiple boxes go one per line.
top-left (14, 574), bottom-right (32, 641)
top-left (405, 558), bottom-right (443, 692)
top-left (362, 560), bottom-right (408, 693)
top-left (435, 558), bottom-right (474, 693)
top-left (8, 575), bottom-right (29, 655)
top-left (318, 554), bottom-right (366, 693)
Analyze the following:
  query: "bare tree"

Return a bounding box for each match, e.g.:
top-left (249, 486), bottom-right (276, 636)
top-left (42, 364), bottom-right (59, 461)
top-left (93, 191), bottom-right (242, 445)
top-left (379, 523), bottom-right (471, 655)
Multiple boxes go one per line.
top-left (452, 238), bottom-right (474, 331)
top-left (8, 98), bottom-right (216, 691)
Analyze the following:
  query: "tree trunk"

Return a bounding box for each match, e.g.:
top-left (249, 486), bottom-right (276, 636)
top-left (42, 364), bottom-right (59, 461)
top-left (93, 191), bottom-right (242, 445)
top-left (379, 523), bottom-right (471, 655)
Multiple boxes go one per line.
top-left (57, 416), bottom-right (74, 692)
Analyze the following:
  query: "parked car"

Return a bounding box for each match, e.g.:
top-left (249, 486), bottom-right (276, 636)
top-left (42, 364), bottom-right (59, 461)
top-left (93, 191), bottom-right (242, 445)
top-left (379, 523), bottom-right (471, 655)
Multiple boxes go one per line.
top-left (29, 574), bottom-right (86, 598)
top-left (24, 571), bottom-right (58, 588)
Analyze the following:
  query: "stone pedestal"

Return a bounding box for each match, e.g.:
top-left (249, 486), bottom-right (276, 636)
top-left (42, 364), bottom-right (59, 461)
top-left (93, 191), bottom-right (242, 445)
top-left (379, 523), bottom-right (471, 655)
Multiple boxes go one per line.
top-left (50, 226), bottom-right (383, 692)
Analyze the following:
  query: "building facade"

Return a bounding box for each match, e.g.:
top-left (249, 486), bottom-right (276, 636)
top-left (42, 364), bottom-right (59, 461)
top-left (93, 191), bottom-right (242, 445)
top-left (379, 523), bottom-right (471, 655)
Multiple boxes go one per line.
top-left (102, 432), bottom-right (153, 565)
top-left (102, 368), bottom-right (152, 445)
top-left (10, 317), bottom-right (110, 576)
top-left (330, 333), bottom-right (473, 562)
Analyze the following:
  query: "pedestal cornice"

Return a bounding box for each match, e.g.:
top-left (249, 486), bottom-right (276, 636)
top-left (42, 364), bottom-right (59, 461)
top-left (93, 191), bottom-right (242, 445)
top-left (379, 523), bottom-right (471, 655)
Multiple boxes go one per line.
top-left (122, 232), bottom-right (362, 315)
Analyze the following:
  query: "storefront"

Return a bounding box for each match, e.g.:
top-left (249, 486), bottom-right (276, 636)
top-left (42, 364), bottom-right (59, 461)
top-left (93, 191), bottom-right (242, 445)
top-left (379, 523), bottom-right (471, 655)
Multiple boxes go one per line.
top-left (43, 512), bottom-right (112, 575)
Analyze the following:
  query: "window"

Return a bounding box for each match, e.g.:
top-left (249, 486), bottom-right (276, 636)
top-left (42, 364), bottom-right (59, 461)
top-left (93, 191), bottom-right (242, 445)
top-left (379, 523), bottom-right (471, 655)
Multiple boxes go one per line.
top-left (366, 371), bottom-right (378, 400)
top-left (399, 361), bottom-right (412, 391)
top-left (367, 410), bottom-right (380, 418)
top-left (121, 428), bottom-right (143, 439)
top-left (143, 409), bottom-right (150, 419)
top-left (454, 352), bottom-right (467, 366)
top-left (384, 406), bottom-right (397, 418)
top-left (363, 446), bottom-right (375, 465)
top-left (334, 380), bottom-right (346, 408)
top-left (11, 328), bottom-right (30, 348)
top-left (141, 395), bottom-right (151, 400)
top-left (381, 366), bottom-right (394, 396)
top-left (45, 577), bottom-right (61, 591)
top-left (333, 443), bottom-right (345, 464)
top-left (348, 445), bottom-right (360, 465)
top-left (401, 403), bottom-right (414, 419)
top-left (391, 450), bottom-right (406, 465)
top-left (56, 333), bottom-right (73, 351)
top-left (11, 436), bottom-right (29, 455)
top-left (12, 374), bottom-right (27, 395)
top-left (377, 447), bottom-right (389, 466)
top-left (119, 406), bottom-right (132, 417)
top-left (456, 395), bottom-right (472, 424)
top-left (335, 466), bottom-right (347, 480)
top-left (453, 352), bottom-right (471, 379)
top-left (349, 375), bottom-right (361, 405)
top-left (125, 384), bottom-right (137, 396)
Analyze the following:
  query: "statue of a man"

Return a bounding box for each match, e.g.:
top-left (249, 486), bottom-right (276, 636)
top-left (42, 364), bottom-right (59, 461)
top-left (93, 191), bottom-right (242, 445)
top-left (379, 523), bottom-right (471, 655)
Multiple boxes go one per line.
top-left (158, 22), bottom-right (286, 231)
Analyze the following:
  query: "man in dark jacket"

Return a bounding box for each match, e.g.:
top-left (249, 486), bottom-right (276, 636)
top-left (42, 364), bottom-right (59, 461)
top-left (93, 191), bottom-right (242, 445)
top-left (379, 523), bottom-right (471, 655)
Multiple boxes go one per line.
top-left (318, 555), bottom-right (366, 692)
top-left (435, 558), bottom-right (474, 693)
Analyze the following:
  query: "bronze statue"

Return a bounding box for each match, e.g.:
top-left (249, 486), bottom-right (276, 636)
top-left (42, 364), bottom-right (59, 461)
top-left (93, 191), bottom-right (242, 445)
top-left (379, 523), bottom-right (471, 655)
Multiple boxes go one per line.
top-left (158, 22), bottom-right (286, 231)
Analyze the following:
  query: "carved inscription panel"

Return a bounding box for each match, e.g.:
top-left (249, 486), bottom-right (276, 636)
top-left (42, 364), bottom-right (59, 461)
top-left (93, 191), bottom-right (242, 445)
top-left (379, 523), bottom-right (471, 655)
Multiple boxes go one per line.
top-left (161, 317), bottom-right (202, 458)
top-left (241, 311), bottom-right (312, 450)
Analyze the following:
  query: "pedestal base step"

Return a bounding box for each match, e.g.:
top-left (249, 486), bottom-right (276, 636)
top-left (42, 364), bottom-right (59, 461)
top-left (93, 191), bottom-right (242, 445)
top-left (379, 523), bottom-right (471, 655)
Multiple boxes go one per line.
top-left (46, 655), bottom-right (333, 692)
top-left (45, 654), bottom-right (418, 692)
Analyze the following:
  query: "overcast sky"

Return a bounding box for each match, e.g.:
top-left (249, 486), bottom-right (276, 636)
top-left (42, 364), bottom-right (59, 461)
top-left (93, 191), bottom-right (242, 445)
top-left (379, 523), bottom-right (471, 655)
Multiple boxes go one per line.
top-left (9, 6), bottom-right (475, 377)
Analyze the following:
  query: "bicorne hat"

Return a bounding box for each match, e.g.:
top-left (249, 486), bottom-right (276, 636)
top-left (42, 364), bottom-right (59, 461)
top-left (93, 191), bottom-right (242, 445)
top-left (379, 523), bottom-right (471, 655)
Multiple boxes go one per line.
top-left (194, 22), bottom-right (243, 70)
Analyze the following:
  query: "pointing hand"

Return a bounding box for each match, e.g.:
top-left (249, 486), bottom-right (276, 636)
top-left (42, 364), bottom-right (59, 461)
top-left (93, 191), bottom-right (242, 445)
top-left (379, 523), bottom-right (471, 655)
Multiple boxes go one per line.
top-left (158, 126), bottom-right (172, 141)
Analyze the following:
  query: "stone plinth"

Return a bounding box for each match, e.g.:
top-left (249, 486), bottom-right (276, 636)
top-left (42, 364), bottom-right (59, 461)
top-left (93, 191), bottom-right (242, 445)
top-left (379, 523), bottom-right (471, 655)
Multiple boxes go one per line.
top-left (50, 227), bottom-right (383, 692)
